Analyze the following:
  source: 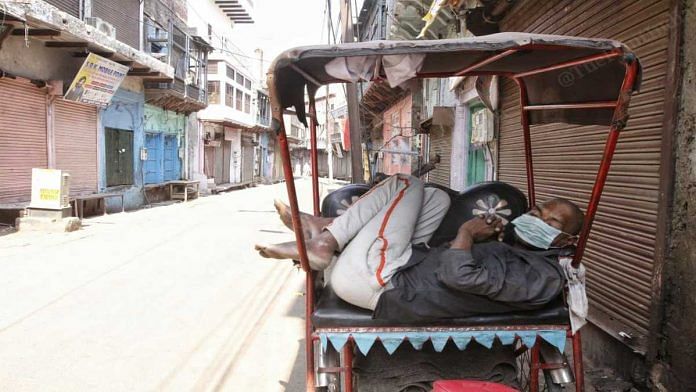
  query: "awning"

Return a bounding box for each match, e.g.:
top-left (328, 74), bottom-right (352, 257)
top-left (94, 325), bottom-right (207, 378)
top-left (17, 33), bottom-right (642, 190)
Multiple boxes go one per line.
top-left (267, 32), bottom-right (641, 129)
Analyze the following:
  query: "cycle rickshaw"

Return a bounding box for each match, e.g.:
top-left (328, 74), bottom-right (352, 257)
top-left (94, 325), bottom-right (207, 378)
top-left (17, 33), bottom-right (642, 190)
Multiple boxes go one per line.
top-left (266, 33), bottom-right (640, 391)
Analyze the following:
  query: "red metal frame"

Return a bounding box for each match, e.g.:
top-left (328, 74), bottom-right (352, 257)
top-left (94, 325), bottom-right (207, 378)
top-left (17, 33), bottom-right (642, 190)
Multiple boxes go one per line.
top-left (274, 48), bottom-right (639, 392)
top-left (308, 97), bottom-right (321, 216)
top-left (514, 78), bottom-right (536, 206)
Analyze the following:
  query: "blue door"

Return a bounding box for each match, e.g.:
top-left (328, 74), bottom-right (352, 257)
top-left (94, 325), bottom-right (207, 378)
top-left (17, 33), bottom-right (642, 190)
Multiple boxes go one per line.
top-left (144, 133), bottom-right (163, 184)
top-left (163, 135), bottom-right (181, 181)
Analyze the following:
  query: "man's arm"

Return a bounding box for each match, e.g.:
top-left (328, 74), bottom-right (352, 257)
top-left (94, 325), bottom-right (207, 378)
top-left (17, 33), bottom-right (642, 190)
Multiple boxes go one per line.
top-left (436, 215), bottom-right (506, 296)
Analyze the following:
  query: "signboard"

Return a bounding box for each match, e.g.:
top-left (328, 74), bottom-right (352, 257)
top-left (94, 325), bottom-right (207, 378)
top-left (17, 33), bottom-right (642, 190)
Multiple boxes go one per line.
top-left (470, 107), bottom-right (494, 145)
top-left (64, 53), bottom-right (129, 107)
top-left (30, 169), bottom-right (70, 210)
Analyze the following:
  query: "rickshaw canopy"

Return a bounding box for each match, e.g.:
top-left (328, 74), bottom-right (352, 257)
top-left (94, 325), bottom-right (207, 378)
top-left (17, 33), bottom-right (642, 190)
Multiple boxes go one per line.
top-left (267, 32), bottom-right (641, 128)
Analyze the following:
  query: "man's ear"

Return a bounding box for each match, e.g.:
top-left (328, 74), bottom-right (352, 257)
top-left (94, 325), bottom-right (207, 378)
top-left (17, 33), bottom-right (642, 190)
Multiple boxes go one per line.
top-left (553, 233), bottom-right (578, 248)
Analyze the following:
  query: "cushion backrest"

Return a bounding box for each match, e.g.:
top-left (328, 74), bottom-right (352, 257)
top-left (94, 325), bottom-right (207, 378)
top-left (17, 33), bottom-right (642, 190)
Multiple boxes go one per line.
top-left (320, 181), bottom-right (528, 248)
top-left (427, 181), bottom-right (528, 247)
top-left (321, 184), bottom-right (371, 218)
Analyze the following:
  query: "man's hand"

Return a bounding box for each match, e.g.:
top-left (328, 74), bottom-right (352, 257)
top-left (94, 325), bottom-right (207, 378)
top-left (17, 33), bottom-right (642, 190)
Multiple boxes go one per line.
top-left (450, 215), bottom-right (506, 250)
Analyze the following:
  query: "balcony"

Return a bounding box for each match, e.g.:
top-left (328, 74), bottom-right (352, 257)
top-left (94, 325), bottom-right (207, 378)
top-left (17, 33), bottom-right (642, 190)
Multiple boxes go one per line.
top-left (143, 25), bottom-right (212, 113)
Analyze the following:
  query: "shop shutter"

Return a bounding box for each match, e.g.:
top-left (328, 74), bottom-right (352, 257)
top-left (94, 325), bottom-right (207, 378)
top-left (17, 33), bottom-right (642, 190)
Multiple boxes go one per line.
top-left (92, 0), bottom-right (141, 49)
top-left (428, 128), bottom-right (452, 187)
top-left (497, 0), bottom-right (670, 352)
top-left (54, 99), bottom-right (98, 195)
top-left (44, 0), bottom-right (80, 17)
top-left (0, 78), bottom-right (47, 203)
top-left (241, 136), bottom-right (254, 183)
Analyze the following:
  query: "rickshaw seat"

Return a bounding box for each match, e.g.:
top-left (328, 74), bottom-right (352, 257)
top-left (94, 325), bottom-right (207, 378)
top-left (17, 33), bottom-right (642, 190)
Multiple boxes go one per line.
top-left (311, 284), bottom-right (569, 328)
top-left (314, 180), bottom-right (568, 328)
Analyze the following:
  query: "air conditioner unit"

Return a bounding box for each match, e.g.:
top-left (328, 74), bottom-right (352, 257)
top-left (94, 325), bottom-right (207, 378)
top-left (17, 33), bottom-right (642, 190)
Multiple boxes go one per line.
top-left (85, 17), bottom-right (116, 39)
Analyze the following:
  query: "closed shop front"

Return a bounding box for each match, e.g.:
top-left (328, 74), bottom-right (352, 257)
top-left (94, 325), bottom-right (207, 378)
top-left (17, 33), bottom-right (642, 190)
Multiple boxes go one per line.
top-left (241, 134), bottom-right (254, 183)
top-left (54, 99), bottom-right (98, 195)
top-left (105, 128), bottom-right (134, 187)
top-left (143, 133), bottom-right (182, 184)
top-left (497, 0), bottom-right (670, 352)
top-left (427, 127), bottom-right (452, 187)
top-left (0, 78), bottom-right (47, 203)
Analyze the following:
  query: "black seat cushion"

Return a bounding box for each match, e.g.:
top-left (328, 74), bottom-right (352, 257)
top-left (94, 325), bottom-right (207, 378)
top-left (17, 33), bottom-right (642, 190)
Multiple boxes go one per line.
top-left (320, 181), bottom-right (528, 248)
top-left (312, 285), bottom-right (569, 329)
top-left (427, 181), bottom-right (528, 247)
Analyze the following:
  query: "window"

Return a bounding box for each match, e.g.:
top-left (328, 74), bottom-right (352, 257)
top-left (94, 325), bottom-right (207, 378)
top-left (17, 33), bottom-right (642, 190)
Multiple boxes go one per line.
top-left (225, 84), bottom-right (234, 107)
top-left (244, 93), bottom-right (251, 113)
top-left (208, 61), bottom-right (219, 74)
top-left (236, 89), bottom-right (243, 110)
top-left (105, 128), bottom-right (134, 187)
top-left (208, 81), bottom-right (220, 104)
top-left (244, 79), bottom-right (251, 90)
top-left (226, 65), bottom-right (235, 80)
top-left (236, 73), bottom-right (244, 86)
top-left (143, 14), bottom-right (168, 61)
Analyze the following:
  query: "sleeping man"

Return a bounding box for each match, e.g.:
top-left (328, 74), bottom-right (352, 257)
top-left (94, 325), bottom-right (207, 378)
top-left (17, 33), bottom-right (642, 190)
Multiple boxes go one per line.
top-left (255, 174), bottom-right (584, 321)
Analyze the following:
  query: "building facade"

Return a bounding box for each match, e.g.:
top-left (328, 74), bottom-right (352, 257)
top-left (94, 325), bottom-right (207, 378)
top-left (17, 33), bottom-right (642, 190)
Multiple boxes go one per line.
top-left (357, 0), bottom-right (693, 389)
top-left (0, 0), bottom-right (210, 214)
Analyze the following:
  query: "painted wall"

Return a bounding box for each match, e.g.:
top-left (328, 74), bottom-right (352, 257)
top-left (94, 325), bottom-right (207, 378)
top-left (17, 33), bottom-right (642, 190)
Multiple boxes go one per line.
top-left (143, 104), bottom-right (185, 135)
top-left (98, 83), bottom-right (146, 211)
top-left (381, 95), bottom-right (413, 175)
top-left (657, 5), bottom-right (696, 390)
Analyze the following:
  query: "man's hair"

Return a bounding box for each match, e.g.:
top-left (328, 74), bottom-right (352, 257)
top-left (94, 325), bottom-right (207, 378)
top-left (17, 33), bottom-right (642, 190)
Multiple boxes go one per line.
top-left (548, 198), bottom-right (585, 235)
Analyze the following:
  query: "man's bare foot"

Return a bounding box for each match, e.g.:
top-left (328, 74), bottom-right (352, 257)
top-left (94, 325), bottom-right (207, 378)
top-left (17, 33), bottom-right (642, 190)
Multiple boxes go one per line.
top-left (274, 199), bottom-right (334, 239)
top-left (255, 230), bottom-right (338, 270)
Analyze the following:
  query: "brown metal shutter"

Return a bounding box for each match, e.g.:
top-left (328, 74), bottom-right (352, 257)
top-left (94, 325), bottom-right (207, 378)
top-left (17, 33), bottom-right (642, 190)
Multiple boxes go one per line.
top-left (241, 135), bottom-right (254, 183)
top-left (0, 78), bottom-right (47, 203)
top-left (93, 0), bottom-right (141, 49)
top-left (54, 99), bottom-right (98, 196)
top-left (498, 0), bottom-right (669, 352)
top-left (428, 129), bottom-right (452, 187)
top-left (44, 0), bottom-right (80, 17)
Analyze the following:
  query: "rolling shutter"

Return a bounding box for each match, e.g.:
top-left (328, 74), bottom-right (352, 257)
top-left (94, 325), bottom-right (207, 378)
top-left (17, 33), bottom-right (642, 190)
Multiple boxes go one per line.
top-left (241, 135), bottom-right (254, 183)
top-left (428, 128), bottom-right (452, 187)
top-left (0, 78), bottom-right (47, 203)
top-left (54, 99), bottom-right (98, 195)
top-left (498, 0), bottom-right (670, 352)
top-left (44, 0), bottom-right (80, 18)
top-left (92, 0), bottom-right (141, 49)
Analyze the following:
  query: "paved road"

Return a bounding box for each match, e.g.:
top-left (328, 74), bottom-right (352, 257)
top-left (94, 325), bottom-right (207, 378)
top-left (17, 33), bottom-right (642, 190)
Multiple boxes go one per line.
top-left (0, 180), bottom-right (322, 392)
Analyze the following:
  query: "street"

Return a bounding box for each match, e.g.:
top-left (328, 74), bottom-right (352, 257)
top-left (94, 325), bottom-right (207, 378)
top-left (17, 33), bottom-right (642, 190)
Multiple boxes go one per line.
top-left (0, 180), bottom-right (316, 392)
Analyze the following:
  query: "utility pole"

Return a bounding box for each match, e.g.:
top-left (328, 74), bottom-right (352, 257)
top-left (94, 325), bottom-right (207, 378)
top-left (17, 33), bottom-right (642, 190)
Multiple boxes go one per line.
top-left (339, 0), bottom-right (365, 183)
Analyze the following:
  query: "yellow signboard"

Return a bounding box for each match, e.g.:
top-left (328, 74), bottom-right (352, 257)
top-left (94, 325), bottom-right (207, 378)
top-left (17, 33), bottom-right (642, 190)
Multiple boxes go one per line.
top-left (64, 53), bottom-right (129, 107)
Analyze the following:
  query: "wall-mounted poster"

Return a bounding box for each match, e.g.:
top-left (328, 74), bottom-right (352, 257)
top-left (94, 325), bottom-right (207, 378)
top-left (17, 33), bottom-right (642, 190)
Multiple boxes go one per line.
top-left (64, 53), bottom-right (129, 107)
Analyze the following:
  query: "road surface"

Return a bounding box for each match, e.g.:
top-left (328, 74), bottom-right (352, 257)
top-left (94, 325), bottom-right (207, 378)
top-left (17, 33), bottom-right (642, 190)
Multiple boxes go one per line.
top-left (0, 179), bottom-right (323, 392)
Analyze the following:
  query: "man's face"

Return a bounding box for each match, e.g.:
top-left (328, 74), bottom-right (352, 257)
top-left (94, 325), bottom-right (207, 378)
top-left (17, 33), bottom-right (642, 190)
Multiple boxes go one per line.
top-left (525, 201), bottom-right (578, 248)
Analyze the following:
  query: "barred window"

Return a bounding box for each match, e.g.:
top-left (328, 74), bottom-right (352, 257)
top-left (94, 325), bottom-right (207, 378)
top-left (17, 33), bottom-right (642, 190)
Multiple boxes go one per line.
top-left (225, 84), bottom-right (234, 107)
top-left (207, 81), bottom-right (220, 104)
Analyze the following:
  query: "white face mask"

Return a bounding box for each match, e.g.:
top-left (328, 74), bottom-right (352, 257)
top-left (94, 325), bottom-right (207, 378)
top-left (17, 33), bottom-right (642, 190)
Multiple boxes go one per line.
top-left (512, 214), bottom-right (570, 250)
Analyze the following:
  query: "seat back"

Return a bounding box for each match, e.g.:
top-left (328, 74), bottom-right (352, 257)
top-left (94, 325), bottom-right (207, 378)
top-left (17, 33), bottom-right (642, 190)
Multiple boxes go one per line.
top-left (427, 181), bottom-right (528, 247)
top-left (321, 184), bottom-right (371, 218)
top-left (320, 180), bottom-right (528, 247)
